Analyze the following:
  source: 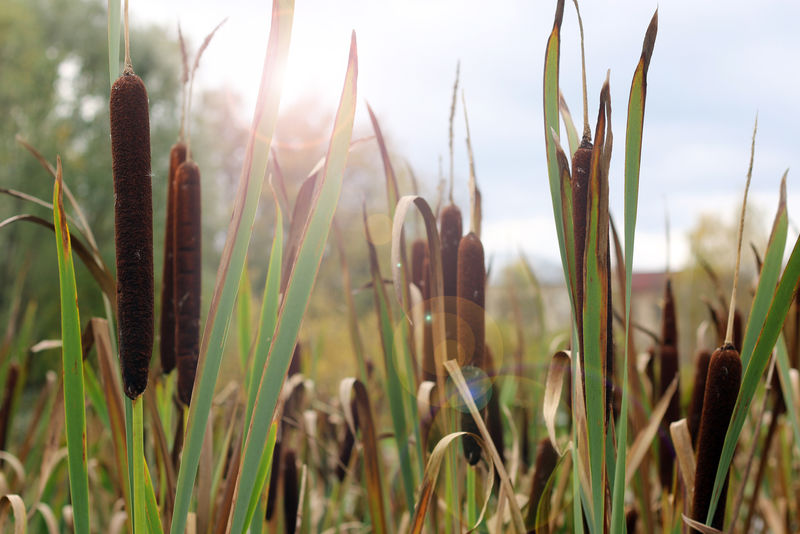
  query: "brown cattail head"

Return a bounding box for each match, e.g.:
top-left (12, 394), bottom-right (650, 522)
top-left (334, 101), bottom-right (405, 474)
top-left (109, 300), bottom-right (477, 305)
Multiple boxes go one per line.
top-left (111, 72), bottom-right (153, 399)
top-left (625, 508), bottom-right (638, 534)
top-left (571, 137), bottom-right (593, 329)
top-left (457, 232), bottom-right (485, 368)
top-left (691, 344), bottom-right (741, 531)
top-left (160, 141), bottom-right (187, 375)
top-left (687, 349), bottom-right (712, 446)
top-left (658, 344), bottom-right (680, 489)
top-left (283, 450), bottom-right (299, 534)
top-left (661, 279), bottom-right (678, 347)
top-left (0, 362), bottom-right (20, 455)
top-left (484, 346), bottom-right (504, 467)
top-left (440, 204), bottom-right (462, 339)
top-left (174, 160), bottom-right (202, 406)
top-left (525, 438), bottom-right (559, 531)
top-left (457, 232), bottom-right (485, 466)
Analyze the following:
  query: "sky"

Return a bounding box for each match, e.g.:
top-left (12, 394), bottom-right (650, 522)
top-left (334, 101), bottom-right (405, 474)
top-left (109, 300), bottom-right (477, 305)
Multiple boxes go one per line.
top-left (132, 0), bottom-right (800, 274)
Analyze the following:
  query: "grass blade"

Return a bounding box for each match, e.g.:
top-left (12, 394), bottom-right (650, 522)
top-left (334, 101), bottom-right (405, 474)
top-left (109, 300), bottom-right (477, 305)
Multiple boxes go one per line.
top-left (612, 11), bottom-right (657, 533)
top-left (170, 2), bottom-right (294, 532)
top-left (52, 158), bottom-right (90, 533)
top-left (229, 32), bottom-right (357, 534)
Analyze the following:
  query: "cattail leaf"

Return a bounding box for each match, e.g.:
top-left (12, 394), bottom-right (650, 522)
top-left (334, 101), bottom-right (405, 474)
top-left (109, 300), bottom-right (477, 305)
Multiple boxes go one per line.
top-left (244, 193), bottom-right (283, 432)
top-left (52, 159), bottom-right (90, 533)
top-left (669, 419), bottom-right (696, 503)
top-left (681, 514), bottom-right (724, 534)
top-left (364, 206), bottom-right (416, 512)
top-left (581, 76), bottom-right (611, 532)
top-left (340, 378), bottom-right (389, 534)
top-left (706, 206), bottom-right (800, 525)
top-left (236, 261), bottom-right (252, 373)
top-left (543, 0), bottom-right (571, 301)
top-left (390, 198), bottom-right (445, 349)
top-left (558, 92), bottom-right (580, 157)
top-left (551, 130), bottom-right (577, 314)
top-left (240, 421), bottom-right (278, 534)
top-left (462, 93), bottom-right (482, 238)
top-left (0, 494), bottom-right (26, 534)
top-left (624, 376), bottom-right (677, 484)
top-left (444, 360), bottom-right (525, 532)
top-left (0, 215), bottom-right (115, 307)
top-left (170, 1), bottom-right (294, 532)
top-left (775, 336), bottom-right (800, 455)
top-left (91, 318), bottom-right (132, 534)
top-left (409, 431), bottom-right (494, 534)
top-left (366, 103), bottom-right (401, 215)
top-left (543, 350), bottom-right (571, 454)
top-left (229, 32), bottom-right (356, 534)
top-left (143, 459), bottom-right (164, 534)
top-left (611, 10), bottom-right (657, 533)
top-left (741, 172), bottom-right (788, 369)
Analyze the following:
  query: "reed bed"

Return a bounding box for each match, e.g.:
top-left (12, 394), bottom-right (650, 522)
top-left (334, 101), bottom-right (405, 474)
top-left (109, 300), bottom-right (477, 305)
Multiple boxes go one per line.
top-left (1, 1), bottom-right (799, 533)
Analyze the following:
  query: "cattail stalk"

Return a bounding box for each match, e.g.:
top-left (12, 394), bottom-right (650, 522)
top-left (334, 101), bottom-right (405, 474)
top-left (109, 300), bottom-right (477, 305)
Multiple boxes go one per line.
top-left (174, 161), bottom-right (202, 406)
top-left (111, 67), bottom-right (153, 399)
top-left (457, 232), bottom-right (485, 465)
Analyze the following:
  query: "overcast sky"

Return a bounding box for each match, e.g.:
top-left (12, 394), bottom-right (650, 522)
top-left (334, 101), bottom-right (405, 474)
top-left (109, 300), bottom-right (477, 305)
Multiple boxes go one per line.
top-left (133, 0), bottom-right (800, 273)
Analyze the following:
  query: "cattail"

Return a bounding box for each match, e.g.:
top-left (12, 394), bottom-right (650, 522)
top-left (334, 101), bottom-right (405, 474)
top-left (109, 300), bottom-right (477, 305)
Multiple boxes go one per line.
top-left (625, 508), bottom-right (638, 533)
top-left (283, 450), bottom-right (299, 534)
top-left (174, 160), bottom-right (202, 406)
top-left (691, 344), bottom-right (741, 531)
top-left (457, 232), bottom-right (485, 465)
top-left (110, 71), bottom-right (153, 399)
top-left (571, 137), bottom-right (592, 322)
top-left (159, 141), bottom-right (187, 374)
top-left (525, 438), bottom-right (558, 531)
top-left (658, 344), bottom-right (679, 488)
top-left (658, 279), bottom-right (680, 488)
top-left (440, 204), bottom-right (462, 348)
top-left (484, 346), bottom-right (504, 467)
top-left (687, 349), bottom-right (711, 446)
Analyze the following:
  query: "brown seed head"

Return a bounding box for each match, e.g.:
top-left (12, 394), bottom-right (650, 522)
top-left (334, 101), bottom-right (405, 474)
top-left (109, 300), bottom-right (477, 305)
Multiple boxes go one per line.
top-left (658, 344), bottom-right (680, 489)
top-left (691, 344), bottom-right (741, 531)
top-left (174, 160), bottom-right (202, 406)
top-left (111, 72), bottom-right (153, 399)
top-left (160, 141), bottom-right (187, 375)
top-left (283, 449), bottom-right (299, 534)
top-left (525, 438), bottom-right (559, 530)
